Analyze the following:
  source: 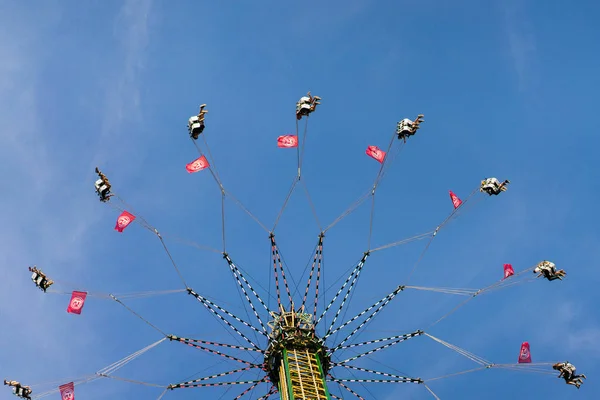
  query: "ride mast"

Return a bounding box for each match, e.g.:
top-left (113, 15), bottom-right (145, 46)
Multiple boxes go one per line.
top-left (265, 304), bottom-right (331, 399)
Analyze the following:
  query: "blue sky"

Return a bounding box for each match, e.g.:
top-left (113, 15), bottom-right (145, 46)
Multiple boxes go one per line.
top-left (1, 0), bottom-right (599, 399)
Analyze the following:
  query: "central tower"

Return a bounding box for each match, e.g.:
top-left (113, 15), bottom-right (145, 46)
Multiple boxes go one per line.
top-left (264, 304), bottom-right (331, 400)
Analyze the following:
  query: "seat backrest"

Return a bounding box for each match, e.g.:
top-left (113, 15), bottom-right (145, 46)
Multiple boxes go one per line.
top-left (399, 119), bottom-right (413, 130)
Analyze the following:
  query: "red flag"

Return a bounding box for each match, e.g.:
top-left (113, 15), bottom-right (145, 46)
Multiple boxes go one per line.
top-left (59, 382), bottom-right (75, 400)
top-left (67, 291), bottom-right (87, 315)
top-left (518, 342), bottom-right (532, 363)
top-left (366, 145), bottom-right (386, 163)
top-left (114, 210), bottom-right (135, 233)
top-left (503, 263), bottom-right (514, 279)
top-left (277, 135), bottom-right (298, 148)
top-left (186, 155), bottom-right (210, 173)
top-left (449, 190), bottom-right (462, 209)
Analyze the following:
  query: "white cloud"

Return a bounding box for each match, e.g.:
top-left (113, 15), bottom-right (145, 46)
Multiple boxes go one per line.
top-left (92, 0), bottom-right (153, 172)
top-left (533, 301), bottom-right (600, 359)
top-left (567, 327), bottom-right (600, 355)
top-left (502, 1), bottom-right (538, 92)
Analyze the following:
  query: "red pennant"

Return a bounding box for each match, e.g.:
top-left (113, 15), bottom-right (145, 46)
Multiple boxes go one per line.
top-left (503, 263), bottom-right (514, 279)
top-left (114, 210), bottom-right (135, 233)
top-left (449, 190), bottom-right (462, 209)
top-left (59, 382), bottom-right (75, 400)
top-left (518, 342), bottom-right (532, 363)
top-left (365, 145), bottom-right (386, 163)
top-left (186, 155), bottom-right (210, 173)
top-left (277, 135), bottom-right (298, 148)
top-left (66, 291), bottom-right (87, 315)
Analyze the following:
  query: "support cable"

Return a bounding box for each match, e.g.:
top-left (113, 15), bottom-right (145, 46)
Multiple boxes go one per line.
top-left (270, 234), bottom-right (294, 307)
top-left (108, 193), bottom-right (221, 254)
top-left (423, 333), bottom-right (490, 365)
top-left (369, 231), bottom-right (435, 252)
top-left (187, 288), bottom-right (264, 350)
top-left (316, 253), bottom-right (369, 327)
top-left (330, 377), bottom-right (417, 384)
top-left (171, 380), bottom-right (264, 389)
top-left (256, 386), bottom-right (277, 399)
top-left (232, 377), bottom-right (268, 399)
top-left (171, 336), bottom-right (264, 353)
top-left (169, 336), bottom-right (260, 367)
top-left (300, 178), bottom-right (323, 231)
top-left (424, 384), bottom-right (441, 400)
top-left (324, 129), bottom-right (399, 233)
top-left (334, 364), bottom-right (422, 384)
top-left (46, 289), bottom-right (187, 300)
top-left (313, 233), bottom-right (325, 321)
top-left (428, 264), bottom-right (541, 328)
top-left (336, 331), bottom-right (421, 364)
top-left (328, 375), bottom-right (366, 400)
top-left (97, 375), bottom-right (167, 388)
top-left (301, 234), bottom-right (325, 311)
top-left (298, 115), bottom-right (310, 172)
top-left (272, 176), bottom-right (299, 232)
top-left (327, 286), bottom-right (405, 350)
top-left (223, 253), bottom-right (270, 333)
top-left (224, 189), bottom-right (270, 233)
top-left (169, 366), bottom-right (261, 388)
top-left (324, 251), bottom-right (370, 337)
top-left (154, 228), bottom-right (188, 288)
top-left (32, 338), bottom-right (167, 398)
top-left (110, 294), bottom-right (167, 336)
top-left (334, 330), bottom-right (423, 352)
top-left (405, 187), bottom-right (480, 284)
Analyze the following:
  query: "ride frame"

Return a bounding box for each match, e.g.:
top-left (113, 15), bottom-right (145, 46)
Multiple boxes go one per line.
top-left (265, 304), bottom-right (331, 400)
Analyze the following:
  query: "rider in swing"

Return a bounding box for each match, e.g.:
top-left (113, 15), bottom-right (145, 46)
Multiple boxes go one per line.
top-left (295, 92), bottom-right (321, 120)
top-left (188, 104), bottom-right (208, 140)
top-left (4, 380), bottom-right (32, 399)
top-left (29, 266), bottom-right (54, 292)
top-left (94, 167), bottom-right (112, 202)
top-left (533, 260), bottom-right (566, 281)
top-left (480, 177), bottom-right (510, 195)
top-left (396, 114), bottom-right (424, 142)
top-left (553, 362), bottom-right (586, 388)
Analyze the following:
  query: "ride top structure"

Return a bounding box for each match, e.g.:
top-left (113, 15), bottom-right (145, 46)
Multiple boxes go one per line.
top-left (8, 91), bottom-right (586, 399)
top-left (264, 304), bottom-right (331, 400)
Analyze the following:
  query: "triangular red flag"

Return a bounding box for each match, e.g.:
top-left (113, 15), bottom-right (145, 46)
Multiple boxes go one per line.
top-left (518, 342), bottom-right (532, 363)
top-left (449, 190), bottom-right (462, 209)
top-left (503, 263), bottom-right (514, 279)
